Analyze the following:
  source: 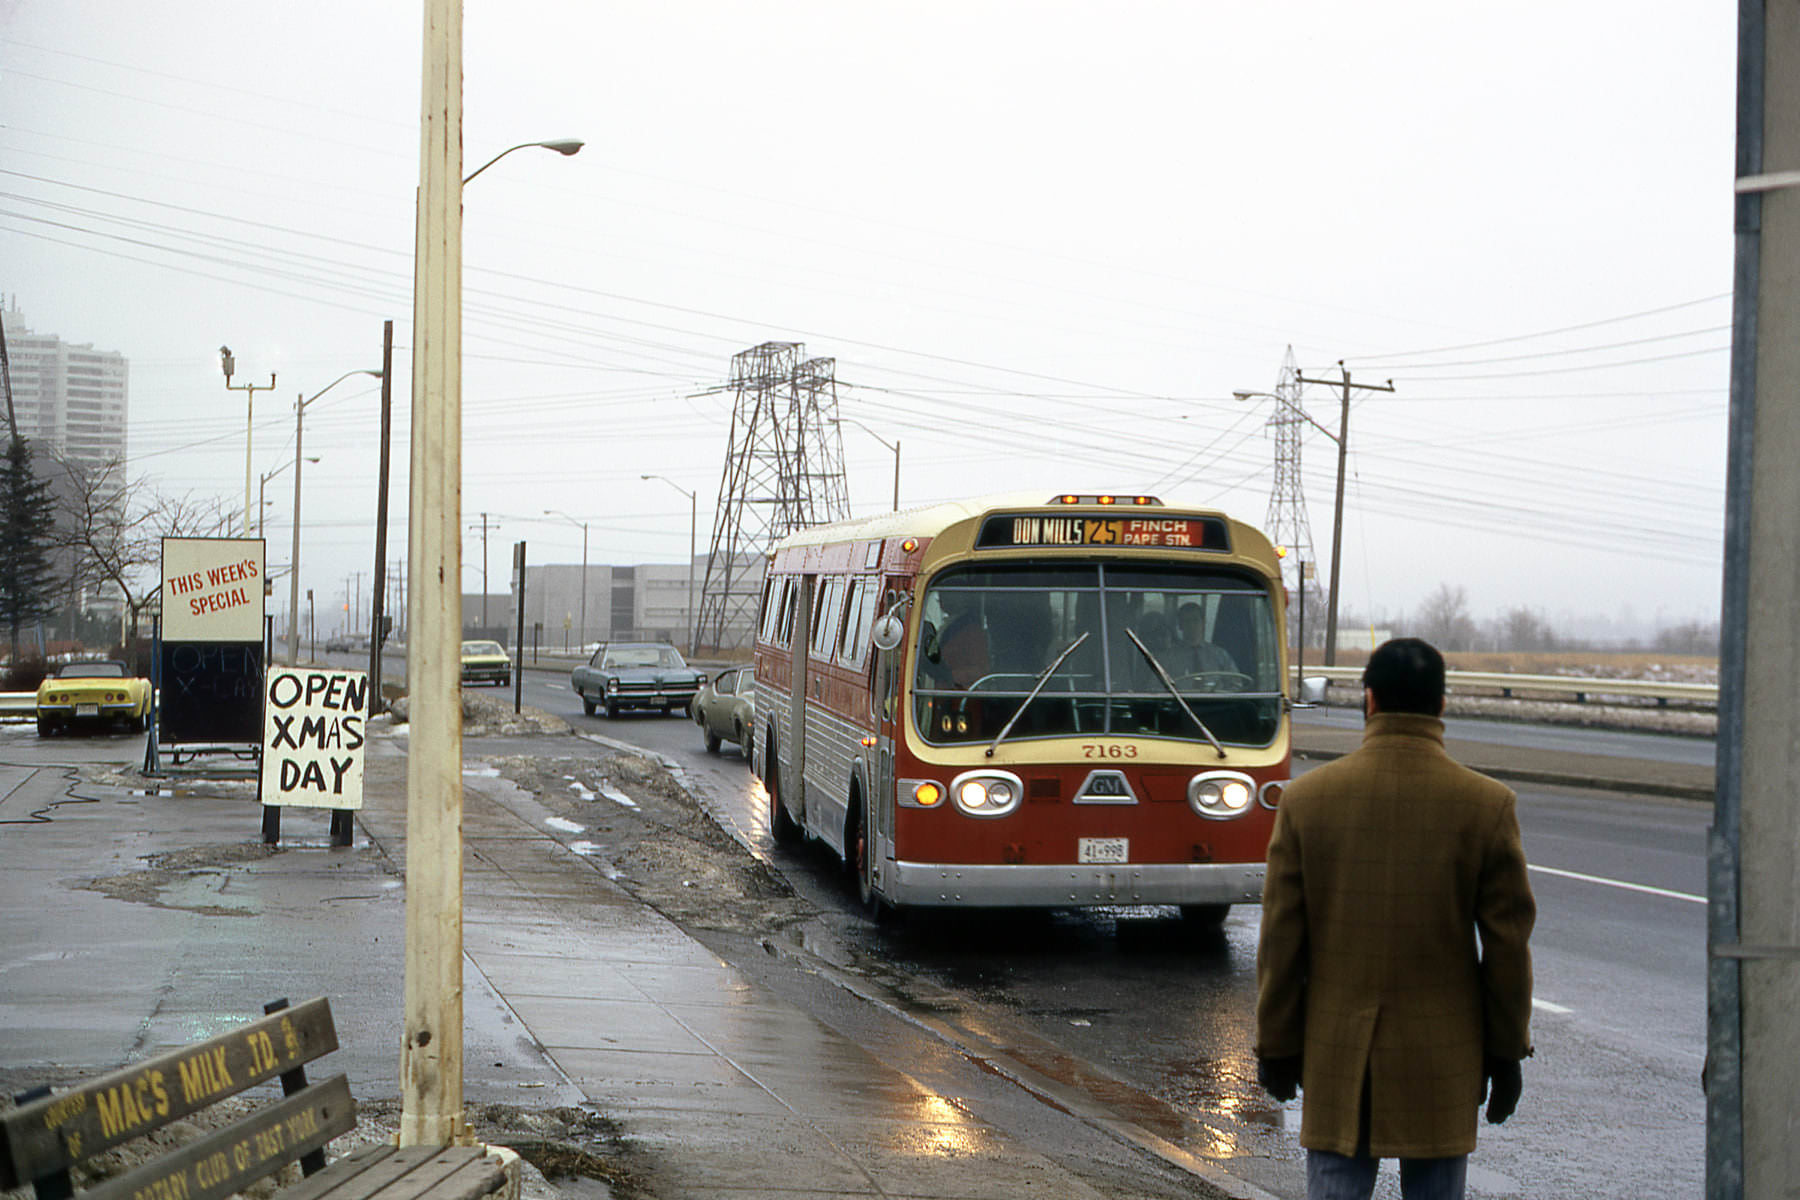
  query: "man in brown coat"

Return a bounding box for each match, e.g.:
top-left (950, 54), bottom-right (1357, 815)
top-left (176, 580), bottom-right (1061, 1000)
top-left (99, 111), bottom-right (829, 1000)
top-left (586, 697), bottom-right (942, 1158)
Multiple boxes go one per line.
top-left (1255, 638), bottom-right (1535, 1200)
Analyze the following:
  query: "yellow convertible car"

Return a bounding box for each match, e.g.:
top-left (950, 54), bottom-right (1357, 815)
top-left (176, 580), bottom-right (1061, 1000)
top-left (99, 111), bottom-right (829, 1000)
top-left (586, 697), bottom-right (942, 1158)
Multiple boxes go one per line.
top-left (36, 660), bottom-right (153, 736)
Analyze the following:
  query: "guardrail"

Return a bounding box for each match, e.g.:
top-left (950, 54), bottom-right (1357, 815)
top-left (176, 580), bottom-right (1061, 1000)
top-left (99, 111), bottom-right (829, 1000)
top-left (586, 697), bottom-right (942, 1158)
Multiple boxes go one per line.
top-left (1302, 666), bottom-right (1717, 707)
top-left (0, 693), bottom-right (37, 717)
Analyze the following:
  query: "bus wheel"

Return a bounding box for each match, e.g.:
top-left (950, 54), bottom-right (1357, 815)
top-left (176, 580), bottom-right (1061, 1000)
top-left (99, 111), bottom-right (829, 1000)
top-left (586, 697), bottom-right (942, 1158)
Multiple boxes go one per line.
top-left (850, 799), bottom-right (875, 908)
top-left (768, 745), bottom-right (802, 846)
top-left (1180, 904), bottom-right (1230, 933)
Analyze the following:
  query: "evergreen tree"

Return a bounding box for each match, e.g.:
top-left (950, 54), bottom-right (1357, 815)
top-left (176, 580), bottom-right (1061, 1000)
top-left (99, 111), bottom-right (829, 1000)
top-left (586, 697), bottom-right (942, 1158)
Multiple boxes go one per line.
top-left (0, 435), bottom-right (58, 655)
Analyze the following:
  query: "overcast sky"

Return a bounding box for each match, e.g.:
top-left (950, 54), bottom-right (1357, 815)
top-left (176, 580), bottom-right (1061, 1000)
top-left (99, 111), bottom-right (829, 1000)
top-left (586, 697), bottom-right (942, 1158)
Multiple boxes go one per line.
top-left (1, 2), bottom-right (1736, 640)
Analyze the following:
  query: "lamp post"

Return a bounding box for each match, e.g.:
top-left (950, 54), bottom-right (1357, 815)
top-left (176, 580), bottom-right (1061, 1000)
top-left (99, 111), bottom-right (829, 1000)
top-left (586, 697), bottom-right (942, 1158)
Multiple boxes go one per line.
top-left (220, 346), bottom-right (276, 536)
top-left (462, 138), bottom-right (583, 185)
top-left (543, 510), bottom-right (589, 651)
top-left (286, 370), bottom-right (383, 667)
top-left (832, 416), bottom-right (900, 511)
top-left (258, 456), bottom-right (318, 537)
top-left (641, 475), bottom-right (696, 651)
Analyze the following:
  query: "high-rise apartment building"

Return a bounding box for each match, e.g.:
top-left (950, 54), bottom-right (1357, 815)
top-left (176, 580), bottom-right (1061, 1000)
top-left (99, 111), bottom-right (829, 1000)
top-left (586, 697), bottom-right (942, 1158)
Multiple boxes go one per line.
top-left (1, 303), bottom-right (129, 465)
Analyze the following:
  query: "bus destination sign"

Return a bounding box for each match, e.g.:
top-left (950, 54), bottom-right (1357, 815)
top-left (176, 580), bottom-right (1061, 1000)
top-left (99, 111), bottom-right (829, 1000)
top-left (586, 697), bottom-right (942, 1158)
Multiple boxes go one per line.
top-left (977, 514), bottom-right (1230, 551)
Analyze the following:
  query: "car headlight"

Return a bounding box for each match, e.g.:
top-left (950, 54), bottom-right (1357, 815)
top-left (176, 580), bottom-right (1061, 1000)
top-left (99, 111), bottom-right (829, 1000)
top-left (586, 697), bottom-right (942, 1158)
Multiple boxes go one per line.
top-left (950, 770), bottom-right (1023, 818)
top-left (1188, 771), bottom-right (1256, 820)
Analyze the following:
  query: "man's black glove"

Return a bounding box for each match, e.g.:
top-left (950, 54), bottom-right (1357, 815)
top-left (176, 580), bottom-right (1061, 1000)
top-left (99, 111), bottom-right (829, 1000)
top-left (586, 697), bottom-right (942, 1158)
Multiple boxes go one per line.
top-left (1482, 1056), bottom-right (1523, 1124)
top-left (1258, 1055), bottom-right (1302, 1102)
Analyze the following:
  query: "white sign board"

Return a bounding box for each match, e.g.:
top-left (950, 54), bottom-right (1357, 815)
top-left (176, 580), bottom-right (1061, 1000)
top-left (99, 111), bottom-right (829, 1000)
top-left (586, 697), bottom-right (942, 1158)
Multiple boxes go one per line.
top-left (261, 667), bottom-right (367, 810)
top-left (162, 537), bottom-right (266, 642)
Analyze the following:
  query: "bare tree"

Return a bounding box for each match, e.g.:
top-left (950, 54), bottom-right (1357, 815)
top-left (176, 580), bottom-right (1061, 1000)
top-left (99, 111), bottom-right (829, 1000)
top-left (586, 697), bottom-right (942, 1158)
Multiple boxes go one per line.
top-left (52, 455), bottom-right (239, 651)
top-left (1653, 621), bottom-right (1720, 655)
top-left (1410, 583), bottom-right (1479, 651)
top-left (1495, 606), bottom-right (1559, 652)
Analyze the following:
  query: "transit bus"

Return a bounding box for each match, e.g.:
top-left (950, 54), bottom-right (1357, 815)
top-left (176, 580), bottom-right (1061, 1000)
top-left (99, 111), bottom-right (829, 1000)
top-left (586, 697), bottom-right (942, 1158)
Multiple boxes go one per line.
top-left (752, 493), bottom-right (1291, 926)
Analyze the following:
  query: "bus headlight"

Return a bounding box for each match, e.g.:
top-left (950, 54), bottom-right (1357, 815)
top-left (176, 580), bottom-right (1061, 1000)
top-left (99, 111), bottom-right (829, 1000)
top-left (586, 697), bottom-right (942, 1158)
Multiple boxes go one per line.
top-left (1188, 771), bottom-right (1256, 820)
top-left (949, 770), bottom-right (1023, 817)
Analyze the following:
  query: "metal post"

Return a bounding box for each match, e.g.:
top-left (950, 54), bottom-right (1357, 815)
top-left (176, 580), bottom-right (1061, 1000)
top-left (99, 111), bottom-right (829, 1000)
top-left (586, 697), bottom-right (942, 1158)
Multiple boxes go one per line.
top-left (892, 439), bottom-right (901, 512)
top-left (399, 0), bottom-right (464, 1149)
top-left (579, 523), bottom-right (588, 651)
top-left (687, 490), bottom-right (696, 653)
top-left (513, 541), bottom-right (526, 715)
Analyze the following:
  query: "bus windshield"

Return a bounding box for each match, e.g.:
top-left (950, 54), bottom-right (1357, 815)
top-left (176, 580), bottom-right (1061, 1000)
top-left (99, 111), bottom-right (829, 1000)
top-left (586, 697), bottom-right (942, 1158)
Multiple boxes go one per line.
top-left (910, 562), bottom-right (1282, 747)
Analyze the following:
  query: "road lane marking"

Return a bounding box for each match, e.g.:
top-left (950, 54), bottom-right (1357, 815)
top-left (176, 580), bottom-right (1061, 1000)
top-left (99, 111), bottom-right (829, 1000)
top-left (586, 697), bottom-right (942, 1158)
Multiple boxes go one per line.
top-left (1529, 863), bottom-right (1706, 904)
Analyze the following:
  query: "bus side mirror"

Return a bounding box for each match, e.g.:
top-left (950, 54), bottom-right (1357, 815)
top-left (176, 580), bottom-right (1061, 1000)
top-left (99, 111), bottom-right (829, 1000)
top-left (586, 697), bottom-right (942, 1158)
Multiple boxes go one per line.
top-left (1298, 676), bottom-right (1328, 705)
top-left (871, 614), bottom-right (905, 653)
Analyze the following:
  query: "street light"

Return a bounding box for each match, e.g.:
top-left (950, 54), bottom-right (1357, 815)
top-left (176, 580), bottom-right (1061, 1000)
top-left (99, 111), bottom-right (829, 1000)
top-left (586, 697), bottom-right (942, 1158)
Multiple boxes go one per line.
top-left (542, 510), bottom-right (589, 652)
top-left (220, 346), bottom-right (276, 536)
top-left (462, 138), bottom-right (583, 185)
top-left (641, 475), bottom-right (696, 652)
top-left (287, 370), bottom-right (383, 667)
top-left (258, 455), bottom-right (319, 537)
top-left (832, 417), bottom-right (900, 512)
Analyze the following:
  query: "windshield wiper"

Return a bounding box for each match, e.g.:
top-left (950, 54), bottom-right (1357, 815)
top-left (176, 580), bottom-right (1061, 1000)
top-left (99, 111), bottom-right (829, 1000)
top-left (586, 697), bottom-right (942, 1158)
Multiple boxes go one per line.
top-left (985, 631), bottom-right (1090, 758)
top-left (1124, 628), bottom-right (1226, 759)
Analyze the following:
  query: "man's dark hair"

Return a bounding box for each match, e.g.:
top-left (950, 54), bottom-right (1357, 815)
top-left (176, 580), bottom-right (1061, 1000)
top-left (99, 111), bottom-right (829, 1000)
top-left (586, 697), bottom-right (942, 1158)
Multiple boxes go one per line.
top-left (1362, 637), bottom-right (1446, 715)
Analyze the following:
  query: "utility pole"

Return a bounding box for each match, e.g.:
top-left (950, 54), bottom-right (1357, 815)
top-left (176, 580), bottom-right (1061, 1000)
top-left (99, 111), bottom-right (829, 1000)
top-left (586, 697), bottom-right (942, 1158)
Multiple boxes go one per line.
top-left (1712, 5), bottom-right (1800, 1194)
top-left (369, 320), bottom-right (394, 712)
top-left (469, 512), bottom-right (499, 630)
top-left (219, 348), bottom-right (276, 537)
top-left (400, 0), bottom-right (464, 1148)
top-left (1292, 362), bottom-right (1394, 667)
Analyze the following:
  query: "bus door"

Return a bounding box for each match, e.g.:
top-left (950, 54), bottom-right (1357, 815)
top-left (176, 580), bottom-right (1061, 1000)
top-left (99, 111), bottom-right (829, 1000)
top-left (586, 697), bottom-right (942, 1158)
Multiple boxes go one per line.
top-left (787, 574), bottom-right (813, 825)
top-left (869, 577), bottom-right (911, 889)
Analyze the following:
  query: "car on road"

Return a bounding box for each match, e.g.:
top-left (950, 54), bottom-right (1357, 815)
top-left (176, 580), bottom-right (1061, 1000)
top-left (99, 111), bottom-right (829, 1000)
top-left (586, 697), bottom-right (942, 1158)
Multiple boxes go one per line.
top-left (571, 642), bottom-right (704, 718)
top-left (36, 660), bottom-right (152, 736)
top-left (460, 639), bottom-right (512, 687)
top-left (691, 665), bottom-right (755, 754)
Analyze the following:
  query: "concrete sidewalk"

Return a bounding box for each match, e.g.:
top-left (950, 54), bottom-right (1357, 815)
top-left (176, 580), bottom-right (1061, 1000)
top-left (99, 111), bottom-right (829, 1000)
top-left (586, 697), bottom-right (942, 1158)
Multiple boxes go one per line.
top-left (352, 735), bottom-right (1262, 1200)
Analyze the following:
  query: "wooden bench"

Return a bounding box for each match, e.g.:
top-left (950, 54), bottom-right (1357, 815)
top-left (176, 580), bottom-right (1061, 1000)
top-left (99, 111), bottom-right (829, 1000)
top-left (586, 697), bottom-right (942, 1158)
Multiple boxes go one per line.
top-left (0, 998), bottom-right (511, 1200)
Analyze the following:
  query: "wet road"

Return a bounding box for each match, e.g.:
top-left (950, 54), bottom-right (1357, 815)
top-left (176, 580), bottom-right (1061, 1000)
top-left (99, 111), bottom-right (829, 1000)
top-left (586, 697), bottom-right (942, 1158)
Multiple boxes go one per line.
top-left (492, 661), bottom-right (1708, 1200)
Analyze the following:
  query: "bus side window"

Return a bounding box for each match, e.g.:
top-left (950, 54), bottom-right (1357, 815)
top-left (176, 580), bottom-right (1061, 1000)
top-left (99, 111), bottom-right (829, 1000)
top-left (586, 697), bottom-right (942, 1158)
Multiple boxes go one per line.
top-left (812, 578), bottom-right (847, 658)
top-left (758, 576), bottom-right (781, 644)
top-left (778, 578), bottom-right (798, 647)
top-left (839, 578), bottom-right (875, 668)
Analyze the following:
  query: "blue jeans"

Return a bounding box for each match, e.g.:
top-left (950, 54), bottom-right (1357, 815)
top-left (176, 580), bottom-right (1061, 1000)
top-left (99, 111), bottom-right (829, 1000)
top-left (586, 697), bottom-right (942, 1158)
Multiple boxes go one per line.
top-left (1306, 1150), bottom-right (1468, 1200)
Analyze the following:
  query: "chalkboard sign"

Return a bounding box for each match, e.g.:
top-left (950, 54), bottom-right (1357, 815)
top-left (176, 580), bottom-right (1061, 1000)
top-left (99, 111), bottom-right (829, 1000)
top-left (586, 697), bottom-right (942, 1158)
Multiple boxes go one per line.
top-left (159, 641), bottom-right (264, 744)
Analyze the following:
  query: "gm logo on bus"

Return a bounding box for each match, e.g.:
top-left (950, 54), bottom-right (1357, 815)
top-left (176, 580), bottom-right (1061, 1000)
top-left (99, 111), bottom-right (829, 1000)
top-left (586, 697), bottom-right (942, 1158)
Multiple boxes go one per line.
top-left (1074, 770), bottom-right (1138, 804)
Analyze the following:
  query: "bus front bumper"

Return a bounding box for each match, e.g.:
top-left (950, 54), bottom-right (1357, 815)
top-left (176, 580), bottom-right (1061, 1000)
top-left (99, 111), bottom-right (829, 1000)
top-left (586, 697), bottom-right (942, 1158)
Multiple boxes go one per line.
top-left (887, 860), bottom-right (1266, 909)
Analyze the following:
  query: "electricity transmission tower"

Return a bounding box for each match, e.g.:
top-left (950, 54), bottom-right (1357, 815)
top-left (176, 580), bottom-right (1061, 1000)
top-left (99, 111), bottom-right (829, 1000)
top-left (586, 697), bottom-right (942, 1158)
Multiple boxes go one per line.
top-left (1263, 346), bottom-right (1317, 576)
top-left (697, 342), bottom-right (850, 651)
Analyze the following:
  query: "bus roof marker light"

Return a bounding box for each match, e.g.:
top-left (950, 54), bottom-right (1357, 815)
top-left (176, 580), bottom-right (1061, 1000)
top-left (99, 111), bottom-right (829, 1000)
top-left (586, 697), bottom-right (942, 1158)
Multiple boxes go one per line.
top-left (1098, 495), bottom-right (1116, 505)
top-left (901, 538), bottom-right (919, 553)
